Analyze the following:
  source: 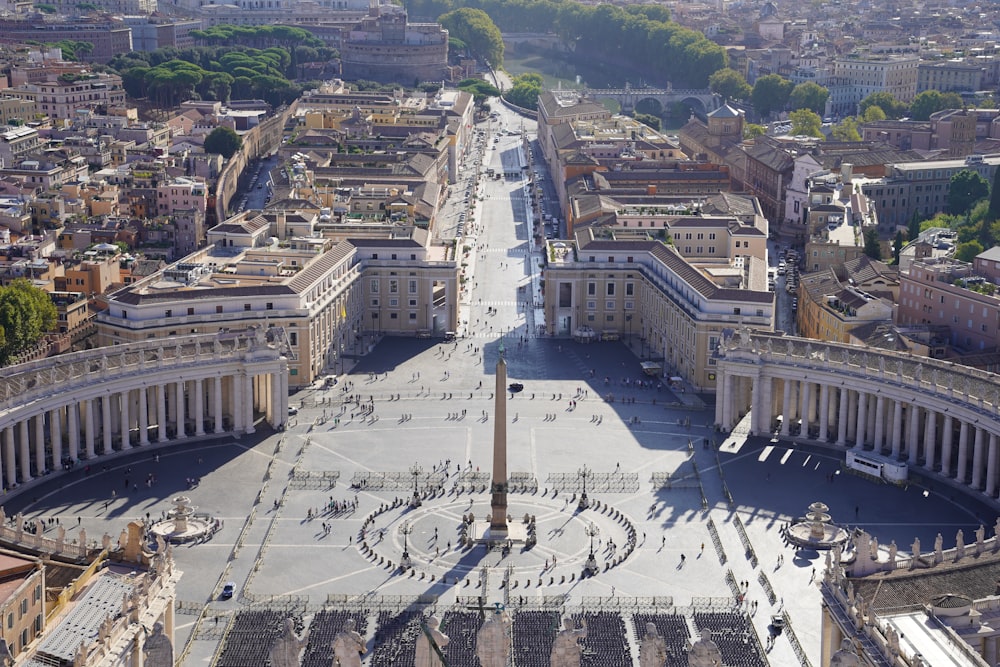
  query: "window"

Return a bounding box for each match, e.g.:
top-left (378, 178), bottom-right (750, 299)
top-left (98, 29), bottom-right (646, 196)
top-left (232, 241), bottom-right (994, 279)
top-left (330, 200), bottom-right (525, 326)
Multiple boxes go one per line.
top-left (587, 314), bottom-right (595, 321)
top-left (586, 301), bottom-right (596, 310)
top-left (244, 304), bottom-right (251, 311)
top-left (266, 303), bottom-right (273, 310)
top-left (733, 307), bottom-right (741, 315)
top-left (606, 300), bottom-right (615, 309)
top-left (606, 314), bottom-right (615, 322)
top-left (587, 282), bottom-right (596, 296)
top-left (389, 298), bottom-right (398, 307)
top-left (409, 280), bottom-right (417, 294)
top-left (390, 313), bottom-right (398, 319)
top-left (756, 309), bottom-right (764, 317)
top-left (409, 312), bottom-right (417, 320)
top-left (389, 280), bottom-right (398, 294)
top-left (371, 299), bottom-right (379, 307)
top-left (608, 256), bottom-right (615, 263)
top-left (370, 279), bottom-right (379, 293)
top-left (289, 332), bottom-right (297, 345)
top-left (409, 299), bottom-right (417, 306)
top-left (607, 283), bottom-right (615, 296)
top-left (625, 283), bottom-right (634, 296)
top-left (216, 306), bottom-right (223, 314)
top-left (625, 301), bottom-right (634, 310)
top-left (165, 309), bottom-right (172, 318)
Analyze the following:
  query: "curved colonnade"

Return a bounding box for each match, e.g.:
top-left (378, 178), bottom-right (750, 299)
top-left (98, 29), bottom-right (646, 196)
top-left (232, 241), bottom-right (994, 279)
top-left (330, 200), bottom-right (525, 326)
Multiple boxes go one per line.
top-left (0, 331), bottom-right (288, 492)
top-left (715, 330), bottom-right (1000, 503)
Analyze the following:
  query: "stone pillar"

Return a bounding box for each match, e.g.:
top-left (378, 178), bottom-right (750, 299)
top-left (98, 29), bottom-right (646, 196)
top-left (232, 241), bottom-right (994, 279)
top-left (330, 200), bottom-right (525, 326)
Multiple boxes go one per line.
top-left (818, 384), bottom-right (830, 442)
top-left (139, 387), bottom-right (149, 446)
top-left (714, 371), bottom-right (725, 427)
top-left (3, 427), bottom-right (15, 488)
top-left (68, 403), bottom-right (80, 461)
top-left (34, 414), bottom-right (45, 474)
top-left (836, 387), bottom-right (849, 446)
top-left (799, 381), bottom-right (811, 438)
top-left (213, 376), bottom-right (224, 434)
top-left (156, 384), bottom-right (168, 442)
top-left (890, 400), bottom-right (903, 457)
top-left (102, 395), bottom-right (113, 454)
top-left (83, 399), bottom-right (95, 458)
top-left (720, 373), bottom-right (733, 430)
top-left (986, 434), bottom-right (999, 498)
top-left (907, 404), bottom-right (920, 465)
top-left (194, 379), bottom-right (205, 436)
top-left (780, 380), bottom-right (792, 436)
top-left (231, 374), bottom-right (243, 433)
top-left (957, 421), bottom-right (970, 483)
top-left (278, 367), bottom-right (289, 423)
top-left (972, 427), bottom-right (986, 490)
top-left (941, 415), bottom-right (954, 477)
top-left (756, 373), bottom-right (773, 436)
top-left (51, 407), bottom-right (63, 469)
top-left (175, 380), bottom-right (186, 438)
top-left (872, 395), bottom-right (885, 453)
top-left (243, 373), bottom-right (255, 435)
top-left (19, 420), bottom-right (31, 482)
top-left (855, 391), bottom-right (868, 449)
top-left (866, 394), bottom-right (878, 447)
top-left (923, 411), bottom-right (937, 472)
top-left (270, 372), bottom-right (282, 429)
top-left (121, 389), bottom-right (131, 449)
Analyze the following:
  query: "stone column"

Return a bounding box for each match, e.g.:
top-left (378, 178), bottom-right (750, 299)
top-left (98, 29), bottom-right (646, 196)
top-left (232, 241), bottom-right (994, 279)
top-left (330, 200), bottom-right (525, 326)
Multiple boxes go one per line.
top-left (231, 374), bottom-right (243, 433)
top-left (986, 434), bottom-right (999, 497)
top-left (780, 380), bottom-right (792, 436)
top-left (720, 373), bottom-right (733, 430)
top-left (102, 395), bottom-right (113, 454)
top-left (846, 390), bottom-right (858, 442)
top-left (836, 387), bottom-right (849, 446)
top-left (3, 427), bottom-right (15, 488)
top-left (83, 399), bottom-right (95, 458)
top-left (139, 387), bottom-right (149, 446)
top-left (972, 427), bottom-right (986, 490)
top-left (19, 420), bottom-right (31, 482)
top-left (213, 376), bottom-right (224, 434)
top-left (957, 421), bottom-right (970, 483)
top-left (51, 407), bottom-right (63, 469)
top-left (866, 394), bottom-right (878, 447)
top-left (67, 402), bottom-right (80, 461)
top-left (243, 373), bottom-right (255, 434)
top-left (757, 373), bottom-right (774, 436)
top-left (175, 381), bottom-right (186, 438)
top-left (941, 415), bottom-right (954, 477)
top-left (818, 384), bottom-right (830, 442)
top-left (890, 400), bottom-right (903, 457)
top-left (854, 391), bottom-right (868, 449)
top-left (194, 379), bottom-right (205, 436)
top-left (799, 381), bottom-right (812, 437)
top-left (270, 372), bottom-right (282, 429)
top-left (34, 414), bottom-right (45, 474)
top-left (872, 395), bottom-right (885, 453)
top-left (923, 411), bottom-right (937, 472)
top-left (120, 389), bottom-right (131, 449)
top-left (156, 384), bottom-right (168, 442)
top-left (907, 404), bottom-right (920, 465)
top-left (278, 367), bottom-right (289, 423)
top-left (714, 371), bottom-right (725, 427)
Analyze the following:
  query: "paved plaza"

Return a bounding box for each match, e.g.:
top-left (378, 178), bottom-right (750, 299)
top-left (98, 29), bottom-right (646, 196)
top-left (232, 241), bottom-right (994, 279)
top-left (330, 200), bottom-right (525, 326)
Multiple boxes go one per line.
top-left (6, 334), bottom-right (991, 664)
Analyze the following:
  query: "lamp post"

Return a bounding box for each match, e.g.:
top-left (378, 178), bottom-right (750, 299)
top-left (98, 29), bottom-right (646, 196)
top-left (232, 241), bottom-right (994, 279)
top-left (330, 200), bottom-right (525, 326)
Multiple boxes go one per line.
top-left (400, 521), bottom-right (412, 569)
top-left (584, 522), bottom-right (599, 575)
top-left (409, 463), bottom-right (423, 507)
top-left (578, 465), bottom-right (592, 510)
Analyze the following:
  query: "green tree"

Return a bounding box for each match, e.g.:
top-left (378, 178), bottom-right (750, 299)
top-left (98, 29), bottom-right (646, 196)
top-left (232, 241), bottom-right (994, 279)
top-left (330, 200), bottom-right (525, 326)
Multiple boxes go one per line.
top-left (0, 279), bottom-right (57, 365)
top-left (750, 74), bottom-right (794, 119)
top-left (832, 116), bottom-right (861, 141)
top-left (743, 123), bottom-right (766, 139)
top-left (988, 165), bottom-right (1000, 221)
top-left (859, 92), bottom-right (908, 120)
top-left (204, 126), bottom-right (243, 159)
top-left (892, 230), bottom-right (904, 263)
top-left (907, 211), bottom-right (922, 241)
top-left (788, 82), bottom-right (829, 115)
top-left (863, 228), bottom-right (881, 259)
top-left (860, 105), bottom-right (887, 123)
top-left (789, 108), bottom-right (823, 137)
top-left (708, 68), bottom-right (751, 102)
top-left (909, 90), bottom-right (963, 121)
top-left (439, 7), bottom-right (504, 67)
top-left (947, 170), bottom-right (990, 215)
top-left (634, 113), bottom-right (661, 130)
top-left (955, 240), bottom-right (984, 262)
top-left (505, 72), bottom-right (543, 109)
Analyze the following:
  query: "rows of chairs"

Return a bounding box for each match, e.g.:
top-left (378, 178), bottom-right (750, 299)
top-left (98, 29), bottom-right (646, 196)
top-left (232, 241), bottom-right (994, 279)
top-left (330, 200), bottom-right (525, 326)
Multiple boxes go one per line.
top-left (572, 611), bottom-right (631, 667)
top-left (693, 611), bottom-right (766, 667)
top-left (631, 613), bottom-right (691, 667)
top-left (511, 611), bottom-right (560, 667)
top-left (368, 610), bottom-right (421, 666)
top-left (439, 611), bottom-right (482, 667)
top-left (216, 610), bottom-right (292, 667)
top-left (300, 609), bottom-right (369, 667)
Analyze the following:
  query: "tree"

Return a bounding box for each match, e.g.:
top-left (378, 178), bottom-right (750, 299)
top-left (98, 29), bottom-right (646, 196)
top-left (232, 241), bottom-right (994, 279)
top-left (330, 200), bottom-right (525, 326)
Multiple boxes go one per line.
top-left (708, 68), bottom-right (751, 102)
top-left (832, 116), bottom-right (861, 141)
top-left (860, 105), bottom-right (886, 123)
top-left (907, 211), bottom-right (922, 241)
top-left (635, 113), bottom-right (660, 130)
top-left (750, 74), bottom-right (794, 119)
top-left (947, 170), bottom-right (990, 215)
top-left (987, 164), bottom-right (1000, 221)
top-left (439, 8), bottom-right (504, 67)
top-left (863, 228), bottom-right (881, 259)
top-left (204, 126), bottom-right (242, 159)
top-left (892, 230), bottom-right (904, 263)
top-left (505, 73), bottom-right (543, 109)
top-left (0, 279), bottom-right (57, 365)
top-left (955, 240), bottom-right (984, 262)
top-left (789, 109), bottom-right (823, 137)
top-left (909, 90), bottom-right (963, 121)
top-left (859, 92), bottom-right (907, 120)
top-left (743, 123), bottom-right (766, 139)
top-left (788, 82), bottom-right (829, 115)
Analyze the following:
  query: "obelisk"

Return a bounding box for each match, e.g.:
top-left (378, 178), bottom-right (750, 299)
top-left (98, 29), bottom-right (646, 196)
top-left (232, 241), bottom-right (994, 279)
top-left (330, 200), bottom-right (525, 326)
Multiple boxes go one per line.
top-left (489, 353), bottom-right (509, 538)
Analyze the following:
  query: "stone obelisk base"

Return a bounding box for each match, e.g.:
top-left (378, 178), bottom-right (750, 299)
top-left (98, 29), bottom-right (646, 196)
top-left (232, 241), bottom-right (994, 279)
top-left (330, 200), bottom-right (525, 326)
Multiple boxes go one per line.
top-left (472, 521), bottom-right (528, 545)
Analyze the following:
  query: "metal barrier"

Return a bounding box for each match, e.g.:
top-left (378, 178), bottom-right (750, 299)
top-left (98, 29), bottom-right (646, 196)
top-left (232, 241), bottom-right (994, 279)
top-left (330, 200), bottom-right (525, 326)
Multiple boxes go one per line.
top-left (545, 472), bottom-right (640, 493)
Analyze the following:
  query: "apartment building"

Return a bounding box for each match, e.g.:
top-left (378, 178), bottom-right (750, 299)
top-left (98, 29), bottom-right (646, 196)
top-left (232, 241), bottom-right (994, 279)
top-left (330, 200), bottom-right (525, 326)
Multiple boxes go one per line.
top-left (897, 253), bottom-right (1000, 353)
top-left (97, 208), bottom-right (459, 388)
top-left (543, 229), bottom-right (774, 391)
top-left (797, 256), bottom-right (898, 343)
top-left (833, 53), bottom-right (919, 106)
top-left (0, 97), bottom-right (37, 126)
top-left (6, 73), bottom-right (126, 121)
top-left (0, 553), bottom-right (45, 659)
top-left (917, 60), bottom-right (984, 94)
top-left (0, 125), bottom-right (41, 168)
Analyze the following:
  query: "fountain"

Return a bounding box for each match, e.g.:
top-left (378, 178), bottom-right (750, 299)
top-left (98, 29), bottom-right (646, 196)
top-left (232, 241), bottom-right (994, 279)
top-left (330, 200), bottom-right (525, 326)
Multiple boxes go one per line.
top-left (148, 496), bottom-right (214, 544)
top-left (785, 501), bottom-right (849, 550)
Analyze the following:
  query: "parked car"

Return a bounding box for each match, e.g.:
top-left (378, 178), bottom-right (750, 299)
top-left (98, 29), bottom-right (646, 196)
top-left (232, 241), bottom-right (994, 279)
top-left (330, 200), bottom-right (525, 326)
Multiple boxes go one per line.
top-left (221, 582), bottom-right (236, 599)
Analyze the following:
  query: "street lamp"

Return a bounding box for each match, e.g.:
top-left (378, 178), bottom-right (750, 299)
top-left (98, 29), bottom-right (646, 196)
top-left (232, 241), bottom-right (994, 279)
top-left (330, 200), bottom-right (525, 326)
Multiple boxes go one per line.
top-left (410, 463), bottom-right (423, 507)
top-left (584, 523), bottom-right (599, 575)
top-left (578, 465), bottom-right (592, 510)
top-left (400, 521), bottom-right (412, 569)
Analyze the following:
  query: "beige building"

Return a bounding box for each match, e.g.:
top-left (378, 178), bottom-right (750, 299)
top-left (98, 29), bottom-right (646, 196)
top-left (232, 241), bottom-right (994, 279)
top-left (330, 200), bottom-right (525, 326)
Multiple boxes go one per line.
top-left (0, 551), bottom-right (44, 659)
top-left (6, 73), bottom-right (126, 122)
top-left (543, 229), bottom-right (774, 391)
top-left (796, 256), bottom-right (898, 343)
top-left (97, 207), bottom-right (459, 388)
